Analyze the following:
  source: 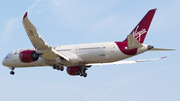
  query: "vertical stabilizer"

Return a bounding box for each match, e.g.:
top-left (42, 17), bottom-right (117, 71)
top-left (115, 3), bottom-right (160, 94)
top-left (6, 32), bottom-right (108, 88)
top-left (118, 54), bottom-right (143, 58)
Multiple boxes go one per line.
top-left (124, 9), bottom-right (157, 43)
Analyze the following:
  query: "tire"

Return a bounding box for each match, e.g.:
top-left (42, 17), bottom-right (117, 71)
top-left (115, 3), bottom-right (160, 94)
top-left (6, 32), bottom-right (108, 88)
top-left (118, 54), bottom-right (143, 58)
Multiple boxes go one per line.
top-left (60, 67), bottom-right (64, 71)
top-left (57, 67), bottom-right (60, 70)
top-left (10, 71), bottom-right (15, 75)
top-left (53, 65), bottom-right (57, 69)
top-left (83, 73), bottom-right (87, 77)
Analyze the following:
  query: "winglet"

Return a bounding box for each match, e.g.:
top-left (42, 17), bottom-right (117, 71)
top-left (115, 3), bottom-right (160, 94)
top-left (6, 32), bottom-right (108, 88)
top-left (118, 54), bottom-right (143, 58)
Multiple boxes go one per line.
top-left (161, 56), bottom-right (167, 59)
top-left (23, 12), bottom-right (28, 19)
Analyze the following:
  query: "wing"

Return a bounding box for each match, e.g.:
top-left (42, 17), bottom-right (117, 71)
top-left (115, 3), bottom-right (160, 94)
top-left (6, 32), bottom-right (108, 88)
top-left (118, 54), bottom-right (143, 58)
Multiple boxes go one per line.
top-left (86, 56), bottom-right (167, 66)
top-left (22, 12), bottom-right (69, 61)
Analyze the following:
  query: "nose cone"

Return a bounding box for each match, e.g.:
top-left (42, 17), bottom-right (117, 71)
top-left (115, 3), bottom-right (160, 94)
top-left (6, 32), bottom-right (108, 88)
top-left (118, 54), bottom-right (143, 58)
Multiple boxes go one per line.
top-left (2, 59), bottom-right (8, 67)
top-left (2, 52), bottom-right (12, 67)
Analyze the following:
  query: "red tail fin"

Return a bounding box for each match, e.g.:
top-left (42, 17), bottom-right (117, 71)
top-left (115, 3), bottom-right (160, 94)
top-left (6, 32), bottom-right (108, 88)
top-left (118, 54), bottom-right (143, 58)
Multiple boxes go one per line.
top-left (124, 9), bottom-right (157, 43)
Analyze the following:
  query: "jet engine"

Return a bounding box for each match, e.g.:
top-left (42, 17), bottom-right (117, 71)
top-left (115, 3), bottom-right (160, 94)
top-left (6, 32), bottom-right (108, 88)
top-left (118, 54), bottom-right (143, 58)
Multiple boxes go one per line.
top-left (19, 50), bottom-right (39, 63)
top-left (66, 66), bottom-right (80, 76)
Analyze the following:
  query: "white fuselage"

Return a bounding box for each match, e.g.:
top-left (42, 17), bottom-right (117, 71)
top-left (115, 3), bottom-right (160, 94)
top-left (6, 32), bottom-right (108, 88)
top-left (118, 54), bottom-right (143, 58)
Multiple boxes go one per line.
top-left (2, 42), bottom-right (149, 68)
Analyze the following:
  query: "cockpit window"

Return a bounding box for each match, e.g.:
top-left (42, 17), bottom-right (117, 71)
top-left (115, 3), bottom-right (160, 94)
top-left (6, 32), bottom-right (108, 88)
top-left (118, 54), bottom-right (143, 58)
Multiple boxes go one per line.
top-left (5, 53), bottom-right (12, 59)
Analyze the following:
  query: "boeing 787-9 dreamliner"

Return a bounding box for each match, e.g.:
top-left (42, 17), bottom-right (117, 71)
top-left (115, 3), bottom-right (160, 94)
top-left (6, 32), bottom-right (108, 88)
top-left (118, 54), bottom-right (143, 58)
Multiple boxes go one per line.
top-left (2, 9), bottom-right (174, 77)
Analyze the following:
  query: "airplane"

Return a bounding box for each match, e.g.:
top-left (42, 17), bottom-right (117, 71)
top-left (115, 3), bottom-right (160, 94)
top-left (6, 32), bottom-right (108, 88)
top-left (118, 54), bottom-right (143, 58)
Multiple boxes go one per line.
top-left (2, 8), bottom-right (174, 77)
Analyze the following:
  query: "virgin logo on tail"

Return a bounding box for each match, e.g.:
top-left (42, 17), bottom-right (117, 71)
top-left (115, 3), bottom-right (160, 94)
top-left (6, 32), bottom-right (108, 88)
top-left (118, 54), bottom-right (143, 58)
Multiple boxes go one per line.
top-left (132, 25), bottom-right (147, 41)
top-left (123, 9), bottom-right (156, 43)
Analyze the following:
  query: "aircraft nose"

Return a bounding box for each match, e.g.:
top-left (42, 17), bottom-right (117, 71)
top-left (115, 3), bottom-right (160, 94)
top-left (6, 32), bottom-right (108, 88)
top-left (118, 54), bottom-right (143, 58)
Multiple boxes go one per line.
top-left (2, 59), bottom-right (8, 67)
top-left (2, 53), bottom-right (11, 67)
top-left (2, 59), bottom-right (6, 66)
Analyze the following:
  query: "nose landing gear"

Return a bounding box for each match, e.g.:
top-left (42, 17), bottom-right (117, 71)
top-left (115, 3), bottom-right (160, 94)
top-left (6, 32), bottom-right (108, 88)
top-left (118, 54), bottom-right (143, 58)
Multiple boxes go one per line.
top-left (9, 67), bottom-right (15, 75)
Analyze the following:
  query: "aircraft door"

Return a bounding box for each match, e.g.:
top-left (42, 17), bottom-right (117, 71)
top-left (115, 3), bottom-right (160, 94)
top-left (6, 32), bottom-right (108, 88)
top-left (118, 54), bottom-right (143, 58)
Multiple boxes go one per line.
top-left (109, 44), bottom-right (117, 61)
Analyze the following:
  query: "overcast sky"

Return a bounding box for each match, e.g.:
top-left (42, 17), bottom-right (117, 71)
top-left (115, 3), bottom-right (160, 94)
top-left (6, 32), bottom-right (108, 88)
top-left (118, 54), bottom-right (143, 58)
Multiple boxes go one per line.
top-left (0, 0), bottom-right (179, 101)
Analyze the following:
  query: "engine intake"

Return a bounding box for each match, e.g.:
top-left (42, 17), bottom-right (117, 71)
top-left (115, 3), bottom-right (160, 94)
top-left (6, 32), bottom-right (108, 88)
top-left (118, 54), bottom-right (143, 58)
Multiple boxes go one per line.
top-left (19, 50), bottom-right (39, 63)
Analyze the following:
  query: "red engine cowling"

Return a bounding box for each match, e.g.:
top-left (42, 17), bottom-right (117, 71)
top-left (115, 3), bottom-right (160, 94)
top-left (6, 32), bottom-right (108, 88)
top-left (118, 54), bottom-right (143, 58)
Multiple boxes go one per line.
top-left (66, 66), bottom-right (80, 76)
top-left (19, 50), bottom-right (39, 63)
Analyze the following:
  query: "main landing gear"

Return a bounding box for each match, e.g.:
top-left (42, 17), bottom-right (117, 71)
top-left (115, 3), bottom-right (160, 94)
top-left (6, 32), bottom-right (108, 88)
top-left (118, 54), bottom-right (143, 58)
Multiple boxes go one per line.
top-left (79, 66), bottom-right (88, 77)
top-left (53, 64), bottom-right (64, 71)
top-left (9, 67), bottom-right (15, 75)
top-left (53, 56), bottom-right (64, 71)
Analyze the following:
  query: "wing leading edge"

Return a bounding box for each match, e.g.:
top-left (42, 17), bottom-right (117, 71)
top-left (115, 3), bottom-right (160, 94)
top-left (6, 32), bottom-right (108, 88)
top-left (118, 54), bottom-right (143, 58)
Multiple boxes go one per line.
top-left (22, 12), bottom-right (70, 61)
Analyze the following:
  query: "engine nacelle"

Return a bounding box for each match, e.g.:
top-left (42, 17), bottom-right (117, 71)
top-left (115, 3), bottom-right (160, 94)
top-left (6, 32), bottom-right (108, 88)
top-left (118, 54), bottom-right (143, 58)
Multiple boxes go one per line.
top-left (66, 66), bottom-right (80, 76)
top-left (19, 50), bottom-right (39, 63)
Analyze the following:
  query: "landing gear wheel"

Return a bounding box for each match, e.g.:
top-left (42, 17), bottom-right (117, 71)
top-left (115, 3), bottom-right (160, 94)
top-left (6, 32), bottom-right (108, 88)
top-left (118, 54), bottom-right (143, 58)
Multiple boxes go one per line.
top-left (52, 64), bottom-right (64, 71)
top-left (9, 67), bottom-right (15, 75)
top-left (57, 67), bottom-right (60, 70)
top-left (83, 73), bottom-right (87, 77)
top-left (79, 66), bottom-right (88, 77)
top-left (53, 65), bottom-right (57, 69)
top-left (60, 66), bottom-right (64, 71)
top-left (10, 71), bottom-right (15, 75)
top-left (79, 72), bottom-right (87, 77)
top-left (76, 71), bottom-right (80, 75)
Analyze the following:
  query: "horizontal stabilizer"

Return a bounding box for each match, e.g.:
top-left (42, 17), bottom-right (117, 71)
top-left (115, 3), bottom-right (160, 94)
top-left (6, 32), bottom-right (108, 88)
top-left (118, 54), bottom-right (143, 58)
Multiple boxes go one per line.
top-left (127, 34), bottom-right (143, 49)
top-left (149, 48), bottom-right (175, 51)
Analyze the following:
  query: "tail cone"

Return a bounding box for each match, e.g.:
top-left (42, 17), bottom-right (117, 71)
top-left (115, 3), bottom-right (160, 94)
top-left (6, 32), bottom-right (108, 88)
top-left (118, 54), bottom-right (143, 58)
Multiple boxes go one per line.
top-left (148, 45), bottom-right (154, 50)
